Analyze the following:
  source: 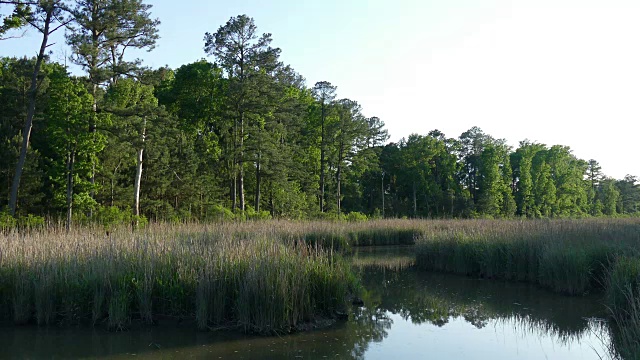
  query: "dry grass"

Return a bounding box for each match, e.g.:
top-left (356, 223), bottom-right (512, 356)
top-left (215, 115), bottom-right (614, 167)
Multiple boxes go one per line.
top-left (0, 223), bottom-right (356, 334)
top-left (1, 218), bottom-right (639, 357)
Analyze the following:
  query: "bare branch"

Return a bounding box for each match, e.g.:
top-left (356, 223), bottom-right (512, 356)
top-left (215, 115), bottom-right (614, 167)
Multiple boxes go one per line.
top-left (0, 28), bottom-right (26, 40)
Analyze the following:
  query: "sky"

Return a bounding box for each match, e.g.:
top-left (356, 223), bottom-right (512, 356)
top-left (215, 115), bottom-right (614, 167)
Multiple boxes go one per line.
top-left (1, 0), bottom-right (639, 179)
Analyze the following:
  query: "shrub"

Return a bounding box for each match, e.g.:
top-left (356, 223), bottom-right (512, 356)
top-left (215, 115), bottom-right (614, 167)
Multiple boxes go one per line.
top-left (209, 205), bottom-right (236, 221)
top-left (0, 211), bottom-right (17, 231)
top-left (346, 212), bottom-right (368, 222)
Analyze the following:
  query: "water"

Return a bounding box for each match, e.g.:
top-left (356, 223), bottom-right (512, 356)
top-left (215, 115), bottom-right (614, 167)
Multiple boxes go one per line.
top-left (0, 247), bottom-right (613, 359)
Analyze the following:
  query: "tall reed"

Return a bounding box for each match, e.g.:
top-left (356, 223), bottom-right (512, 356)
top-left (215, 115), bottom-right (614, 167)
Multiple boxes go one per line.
top-left (606, 257), bottom-right (640, 359)
top-left (0, 224), bottom-right (355, 334)
top-left (411, 218), bottom-right (640, 359)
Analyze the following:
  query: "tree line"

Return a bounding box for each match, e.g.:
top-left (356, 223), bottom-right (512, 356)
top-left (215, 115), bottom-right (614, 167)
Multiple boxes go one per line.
top-left (1, 2), bottom-right (639, 227)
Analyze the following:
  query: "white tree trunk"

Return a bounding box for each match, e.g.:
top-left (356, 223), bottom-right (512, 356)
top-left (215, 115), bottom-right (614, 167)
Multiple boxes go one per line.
top-left (133, 117), bottom-right (147, 227)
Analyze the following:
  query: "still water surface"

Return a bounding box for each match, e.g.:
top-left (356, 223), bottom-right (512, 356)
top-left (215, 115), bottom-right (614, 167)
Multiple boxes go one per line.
top-left (0, 247), bottom-right (612, 359)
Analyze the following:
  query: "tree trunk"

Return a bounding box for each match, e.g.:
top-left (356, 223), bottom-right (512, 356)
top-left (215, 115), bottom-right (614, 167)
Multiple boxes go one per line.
top-left (337, 145), bottom-right (343, 215)
top-left (9, 8), bottom-right (53, 215)
top-left (231, 176), bottom-right (236, 211)
top-left (319, 102), bottom-right (326, 213)
top-left (381, 173), bottom-right (385, 218)
top-left (133, 117), bottom-right (147, 227)
top-left (134, 147), bottom-right (144, 225)
top-left (89, 83), bottom-right (97, 218)
top-left (269, 183), bottom-right (275, 218)
top-left (66, 148), bottom-right (75, 232)
top-left (413, 181), bottom-right (417, 218)
top-left (450, 190), bottom-right (455, 217)
top-left (88, 8), bottom-right (101, 218)
top-left (238, 111), bottom-right (245, 212)
top-left (236, 49), bottom-right (246, 213)
top-left (255, 151), bottom-right (261, 212)
top-left (110, 160), bottom-right (121, 207)
top-left (231, 134), bottom-right (237, 211)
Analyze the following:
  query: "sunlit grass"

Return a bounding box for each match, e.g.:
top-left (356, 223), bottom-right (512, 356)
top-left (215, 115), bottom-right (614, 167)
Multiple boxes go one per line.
top-left (0, 223), bottom-right (356, 334)
top-left (2, 218), bottom-right (639, 358)
top-left (411, 218), bottom-right (640, 359)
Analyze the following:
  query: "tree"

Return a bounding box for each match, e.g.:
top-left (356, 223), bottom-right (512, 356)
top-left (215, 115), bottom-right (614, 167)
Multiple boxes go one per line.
top-left (458, 127), bottom-right (491, 205)
top-left (477, 142), bottom-right (515, 217)
top-left (586, 159), bottom-right (604, 215)
top-left (8, 0), bottom-right (69, 215)
top-left (155, 61), bottom-right (226, 218)
top-left (532, 158), bottom-right (556, 217)
top-left (616, 175), bottom-right (640, 214)
top-left (600, 178), bottom-right (620, 216)
top-left (42, 66), bottom-right (94, 230)
top-left (331, 99), bottom-right (369, 215)
top-left (66, 0), bottom-right (160, 211)
top-left (0, 56), bottom-right (50, 214)
top-left (247, 65), bottom-right (306, 214)
top-left (204, 14), bottom-right (281, 212)
top-left (511, 141), bottom-right (545, 217)
top-left (545, 145), bottom-right (588, 216)
top-left (0, 1), bottom-right (30, 40)
top-left (399, 135), bottom-right (439, 217)
top-left (341, 116), bottom-right (389, 216)
top-left (103, 78), bottom-right (161, 225)
top-left (311, 81), bottom-right (337, 213)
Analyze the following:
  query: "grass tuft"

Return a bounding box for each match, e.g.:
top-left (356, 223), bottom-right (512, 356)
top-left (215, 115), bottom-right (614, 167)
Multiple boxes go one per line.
top-left (0, 224), bottom-right (357, 334)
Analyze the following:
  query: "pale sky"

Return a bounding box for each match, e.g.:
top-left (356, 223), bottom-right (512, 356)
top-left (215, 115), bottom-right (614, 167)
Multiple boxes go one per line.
top-left (1, 0), bottom-right (639, 179)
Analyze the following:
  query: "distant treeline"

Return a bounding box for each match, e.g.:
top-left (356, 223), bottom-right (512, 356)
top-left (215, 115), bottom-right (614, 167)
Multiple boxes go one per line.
top-left (1, 4), bottom-right (638, 226)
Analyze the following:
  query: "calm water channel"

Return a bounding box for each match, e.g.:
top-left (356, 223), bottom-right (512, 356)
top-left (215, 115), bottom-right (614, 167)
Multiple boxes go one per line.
top-left (0, 247), bottom-right (613, 359)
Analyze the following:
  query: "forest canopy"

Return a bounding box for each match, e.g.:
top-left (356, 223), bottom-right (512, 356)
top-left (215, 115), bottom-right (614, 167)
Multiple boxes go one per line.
top-left (1, 3), bottom-right (638, 226)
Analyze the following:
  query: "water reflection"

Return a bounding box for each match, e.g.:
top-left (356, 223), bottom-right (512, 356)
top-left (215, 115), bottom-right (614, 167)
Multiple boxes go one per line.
top-left (347, 247), bottom-right (612, 359)
top-left (0, 247), bottom-right (613, 359)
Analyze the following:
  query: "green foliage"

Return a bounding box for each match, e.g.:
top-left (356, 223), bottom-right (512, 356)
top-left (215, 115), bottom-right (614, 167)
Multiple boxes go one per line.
top-left (1, 14), bottom-right (638, 224)
top-left (0, 211), bottom-right (17, 231)
top-left (209, 205), bottom-right (236, 221)
top-left (0, 211), bottom-right (45, 231)
top-left (0, 3), bottom-right (30, 37)
top-left (346, 211), bottom-right (368, 222)
top-left (66, 0), bottom-right (160, 85)
top-left (477, 142), bottom-right (515, 218)
top-left (244, 206), bottom-right (272, 221)
top-left (90, 206), bottom-right (145, 230)
top-left (17, 214), bottom-right (45, 229)
top-left (42, 65), bottom-right (97, 217)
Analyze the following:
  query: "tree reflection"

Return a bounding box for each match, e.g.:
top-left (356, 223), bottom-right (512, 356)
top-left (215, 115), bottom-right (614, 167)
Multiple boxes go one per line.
top-left (344, 250), bottom-right (611, 355)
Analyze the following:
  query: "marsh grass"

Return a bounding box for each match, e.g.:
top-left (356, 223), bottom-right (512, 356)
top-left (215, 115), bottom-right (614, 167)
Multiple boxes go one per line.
top-left (301, 227), bottom-right (418, 250)
top-left (350, 247), bottom-right (416, 272)
top-left (150, 220), bottom-right (422, 250)
top-left (0, 223), bottom-right (356, 334)
top-left (605, 257), bottom-right (640, 359)
top-left (413, 219), bottom-right (640, 295)
top-left (2, 218), bottom-right (640, 356)
top-left (411, 218), bottom-right (640, 359)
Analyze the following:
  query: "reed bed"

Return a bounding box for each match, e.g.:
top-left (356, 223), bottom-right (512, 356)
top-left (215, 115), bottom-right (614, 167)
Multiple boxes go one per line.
top-left (0, 223), bottom-right (356, 334)
top-left (203, 219), bottom-right (421, 249)
top-left (413, 219), bottom-right (640, 294)
top-left (605, 257), bottom-right (640, 359)
top-left (411, 218), bottom-right (640, 359)
top-left (350, 254), bottom-right (415, 272)
top-left (350, 247), bottom-right (416, 272)
top-left (2, 218), bottom-right (640, 356)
